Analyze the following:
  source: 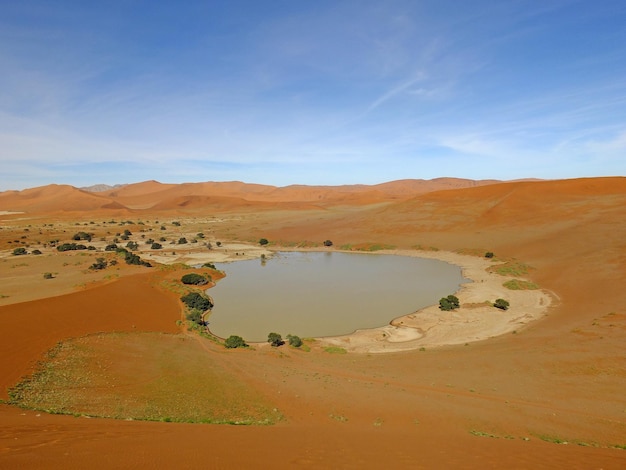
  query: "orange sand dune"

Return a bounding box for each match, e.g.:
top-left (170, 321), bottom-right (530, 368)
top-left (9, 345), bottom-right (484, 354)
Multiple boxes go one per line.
top-left (0, 184), bottom-right (121, 213)
top-left (0, 178), bottom-right (515, 215)
top-left (0, 177), bottom-right (625, 468)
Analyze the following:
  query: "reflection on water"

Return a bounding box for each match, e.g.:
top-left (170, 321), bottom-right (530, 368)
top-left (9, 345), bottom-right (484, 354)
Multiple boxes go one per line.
top-left (209, 251), bottom-right (468, 342)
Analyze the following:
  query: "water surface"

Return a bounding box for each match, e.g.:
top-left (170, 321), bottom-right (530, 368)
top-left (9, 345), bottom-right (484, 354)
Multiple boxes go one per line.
top-left (209, 251), bottom-right (467, 342)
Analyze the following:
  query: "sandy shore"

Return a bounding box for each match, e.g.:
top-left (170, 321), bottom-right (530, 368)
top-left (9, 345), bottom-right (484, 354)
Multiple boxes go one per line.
top-left (309, 249), bottom-right (554, 353)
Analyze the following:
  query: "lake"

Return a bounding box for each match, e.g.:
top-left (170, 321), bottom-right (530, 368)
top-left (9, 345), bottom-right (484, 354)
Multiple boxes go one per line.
top-left (208, 251), bottom-right (468, 342)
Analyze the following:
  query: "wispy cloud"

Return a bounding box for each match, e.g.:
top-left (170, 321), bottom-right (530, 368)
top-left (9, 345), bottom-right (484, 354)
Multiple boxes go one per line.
top-left (0, 1), bottom-right (625, 189)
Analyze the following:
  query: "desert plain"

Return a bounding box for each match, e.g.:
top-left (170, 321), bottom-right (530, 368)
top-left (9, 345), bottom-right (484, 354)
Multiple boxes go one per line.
top-left (0, 177), bottom-right (625, 468)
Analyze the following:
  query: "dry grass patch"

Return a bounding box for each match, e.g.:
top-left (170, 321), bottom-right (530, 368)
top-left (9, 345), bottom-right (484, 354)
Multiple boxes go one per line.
top-left (503, 279), bottom-right (539, 290)
top-left (489, 261), bottom-right (534, 276)
top-left (9, 332), bottom-right (282, 425)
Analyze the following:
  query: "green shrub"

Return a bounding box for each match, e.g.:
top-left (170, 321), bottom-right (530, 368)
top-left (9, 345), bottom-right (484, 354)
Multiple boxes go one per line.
top-left (259, 238), bottom-right (269, 246)
top-left (494, 298), bottom-right (510, 310)
top-left (12, 247), bottom-right (27, 256)
top-left (151, 242), bottom-right (163, 250)
top-left (181, 273), bottom-right (209, 286)
top-left (286, 334), bottom-right (303, 348)
top-left (267, 332), bottom-right (284, 347)
top-left (89, 258), bottom-right (108, 270)
top-left (186, 309), bottom-right (204, 325)
top-left (485, 252), bottom-right (494, 258)
top-left (224, 335), bottom-right (248, 349)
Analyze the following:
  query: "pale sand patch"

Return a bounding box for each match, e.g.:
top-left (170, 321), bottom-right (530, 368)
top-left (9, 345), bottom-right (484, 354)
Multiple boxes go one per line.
top-left (316, 249), bottom-right (553, 353)
top-left (141, 242), bottom-right (272, 266)
top-left (0, 211), bottom-right (25, 216)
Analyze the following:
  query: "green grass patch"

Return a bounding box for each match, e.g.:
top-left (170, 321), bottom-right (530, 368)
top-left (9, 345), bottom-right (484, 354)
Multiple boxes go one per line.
top-left (324, 346), bottom-right (347, 354)
top-left (9, 332), bottom-right (282, 425)
top-left (503, 279), bottom-right (539, 290)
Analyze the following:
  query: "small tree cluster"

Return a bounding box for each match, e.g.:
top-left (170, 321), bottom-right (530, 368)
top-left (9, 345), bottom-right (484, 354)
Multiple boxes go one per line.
top-left (12, 247), bottom-right (27, 256)
top-left (180, 292), bottom-right (213, 311)
top-left (259, 238), bottom-right (269, 246)
top-left (439, 294), bottom-right (460, 311)
top-left (485, 252), bottom-right (494, 259)
top-left (57, 243), bottom-right (88, 252)
top-left (117, 248), bottom-right (151, 267)
top-left (323, 240), bottom-right (333, 247)
top-left (72, 231), bottom-right (93, 242)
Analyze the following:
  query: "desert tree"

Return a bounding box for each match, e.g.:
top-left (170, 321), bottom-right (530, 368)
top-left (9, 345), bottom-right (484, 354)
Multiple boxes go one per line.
top-left (439, 294), bottom-right (460, 311)
top-left (267, 332), bottom-right (284, 347)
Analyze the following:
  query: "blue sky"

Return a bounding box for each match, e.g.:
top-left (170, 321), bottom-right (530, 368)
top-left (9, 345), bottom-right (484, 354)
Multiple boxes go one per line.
top-left (1, 0), bottom-right (625, 190)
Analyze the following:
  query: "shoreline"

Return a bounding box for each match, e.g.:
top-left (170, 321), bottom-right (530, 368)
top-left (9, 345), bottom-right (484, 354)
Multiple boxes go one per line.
top-left (313, 249), bottom-right (553, 353)
top-left (132, 243), bottom-right (553, 353)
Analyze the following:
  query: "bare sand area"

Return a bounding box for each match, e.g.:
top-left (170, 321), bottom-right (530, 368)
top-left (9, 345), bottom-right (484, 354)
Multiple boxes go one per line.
top-left (0, 177), bottom-right (625, 469)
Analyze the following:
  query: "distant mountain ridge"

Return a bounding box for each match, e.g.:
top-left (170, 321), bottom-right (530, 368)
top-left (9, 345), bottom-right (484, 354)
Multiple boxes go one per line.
top-left (81, 184), bottom-right (127, 192)
top-left (0, 177), bottom-right (544, 214)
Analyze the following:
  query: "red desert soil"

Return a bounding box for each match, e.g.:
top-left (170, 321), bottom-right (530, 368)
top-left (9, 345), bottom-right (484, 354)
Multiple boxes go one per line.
top-left (1, 177), bottom-right (625, 469)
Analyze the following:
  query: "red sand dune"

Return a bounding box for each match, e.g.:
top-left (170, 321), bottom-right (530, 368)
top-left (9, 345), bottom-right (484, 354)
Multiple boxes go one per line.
top-left (1, 177), bottom-right (625, 469)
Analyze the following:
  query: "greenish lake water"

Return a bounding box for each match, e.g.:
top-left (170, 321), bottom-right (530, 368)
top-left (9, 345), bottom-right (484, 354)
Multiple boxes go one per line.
top-left (208, 251), bottom-right (468, 342)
